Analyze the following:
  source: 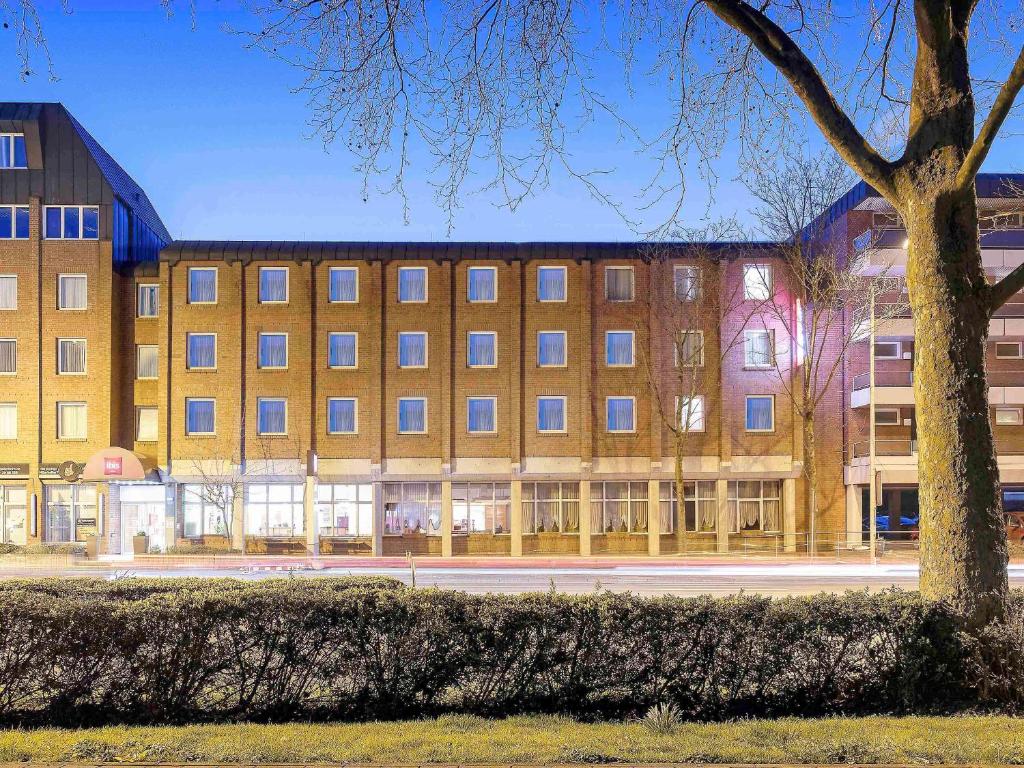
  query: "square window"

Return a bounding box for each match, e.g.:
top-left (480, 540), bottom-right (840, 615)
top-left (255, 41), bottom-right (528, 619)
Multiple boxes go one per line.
top-left (328, 398), bottom-right (358, 434)
top-left (329, 267), bottom-right (358, 302)
top-left (398, 266), bottom-right (427, 302)
top-left (398, 398), bottom-right (427, 433)
top-left (874, 408), bottom-right (901, 426)
top-left (745, 396), bottom-right (774, 432)
top-left (57, 339), bottom-right (87, 375)
top-left (674, 265), bottom-right (700, 301)
top-left (537, 266), bottom-right (566, 302)
top-left (259, 267), bottom-right (289, 303)
top-left (136, 345), bottom-right (158, 379)
top-left (467, 266), bottom-right (497, 302)
top-left (0, 339), bottom-right (14, 374)
top-left (605, 330), bottom-right (635, 366)
top-left (137, 284), bottom-right (159, 317)
top-left (996, 342), bottom-right (1022, 359)
top-left (0, 135), bottom-right (27, 168)
top-left (257, 398), bottom-right (287, 435)
top-left (537, 331), bottom-right (566, 367)
top-left (537, 396), bottom-right (566, 432)
top-left (328, 332), bottom-right (358, 368)
top-left (996, 407), bottom-right (1023, 426)
top-left (187, 267), bottom-right (217, 304)
top-left (467, 331), bottom-right (496, 367)
top-left (676, 330), bottom-right (704, 367)
top-left (258, 332), bottom-right (288, 369)
top-left (467, 397), bottom-right (496, 433)
top-left (57, 402), bottom-right (87, 440)
top-left (606, 396), bottom-right (635, 432)
top-left (136, 406), bottom-right (158, 442)
top-left (604, 266), bottom-right (634, 301)
top-left (0, 403), bottom-right (16, 440)
top-left (185, 398), bottom-right (216, 435)
top-left (398, 332), bottom-right (428, 368)
top-left (186, 333), bottom-right (217, 370)
top-left (744, 329), bottom-right (774, 368)
top-left (0, 275), bottom-right (16, 310)
top-left (58, 274), bottom-right (87, 310)
top-left (743, 264), bottom-right (773, 300)
top-left (677, 395), bottom-right (705, 431)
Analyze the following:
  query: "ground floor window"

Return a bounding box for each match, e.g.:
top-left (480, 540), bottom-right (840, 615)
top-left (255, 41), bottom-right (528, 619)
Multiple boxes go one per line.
top-left (317, 483), bottom-right (373, 537)
top-left (658, 480), bottom-right (717, 533)
top-left (591, 481), bottom-right (649, 533)
top-left (182, 484), bottom-right (232, 538)
top-left (44, 484), bottom-right (97, 542)
top-left (245, 484), bottom-right (304, 537)
top-left (0, 485), bottom-right (27, 545)
top-left (453, 482), bottom-right (511, 534)
top-left (728, 480), bottom-right (781, 533)
top-left (521, 482), bottom-right (579, 533)
top-left (383, 482), bottom-right (441, 535)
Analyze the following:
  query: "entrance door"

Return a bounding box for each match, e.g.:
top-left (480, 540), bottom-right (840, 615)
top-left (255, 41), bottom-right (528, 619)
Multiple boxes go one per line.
top-left (119, 485), bottom-right (167, 554)
top-left (45, 486), bottom-right (74, 542)
top-left (0, 487), bottom-right (27, 545)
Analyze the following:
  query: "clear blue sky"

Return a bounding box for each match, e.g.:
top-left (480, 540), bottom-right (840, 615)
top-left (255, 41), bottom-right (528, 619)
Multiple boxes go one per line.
top-left (3, 1), bottom-right (1020, 242)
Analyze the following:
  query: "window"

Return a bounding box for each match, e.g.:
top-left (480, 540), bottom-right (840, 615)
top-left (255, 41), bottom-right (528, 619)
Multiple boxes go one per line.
top-left (329, 267), bottom-right (358, 303)
top-left (44, 206), bottom-right (99, 239)
top-left (872, 211), bottom-right (903, 229)
top-left (258, 266), bottom-right (289, 303)
top-left (185, 398), bottom-right (216, 435)
top-left (135, 406), bottom-right (158, 442)
top-left (187, 267), bottom-right (217, 304)
top-left (537, 265), bottom-right (566, 302)
top-left (537, 331), bottom-right (567, 367)
top-left (383, 482), bottom-right (441, 535)
top-left (605, 331), bottom-right (635, 366)
top-left (537, 396), bottom-right (567, 432)
top-left (874, 341), bottom-right (902, 359)
top-left (0, 403), bottom-right (16, 440)
top-left (258, 332), bottom-right (288, 369)
top-left (317, 484), bottom-right (373, 537)
top-left (0, 275), bottom-right (15, 310)
top-left (44, 484), bottom-right (96, 543)
top-left (743, 263), bottom-right (772, 300)
top-left (521, 482), bottom-right (579, 533)
top-left (328, 332), bottom-right (358, 368)
top-left (745, 395), bottom-right (775, 432)
top-left (398, 266), bottom-right (427, 302)
top-left (398, 331), bottom-right (428, 367)
top-left (398, 397), bottom-right (427, 434)
top-left (136, 345), bottom-right (158, 380)
top-left (137, 284), bottom-right (159, 317)
top-left (744, 329), bottom-right (774, 368)
top-left (186, 333), bottom-right (217, 370)
top-left (257, 398), bottom-right (287, 435)
top-left (245, 484), bottom-right (304, 537)
top-left (0, 485), bottom-right (26, 546)
top-left (606, 396), bottom-right (635, 433)
top-left (604, 266), bottom-right (634, 301)
top-left (0, 206), bottom-right (29, 239)
top-left (728, 480), bottom-right (782, 532)
top-left (327, 398), bottom-right (358, 434)
top-left (467, 266), bottom-right (497, 302)
top-left (676, 395), bottom-right (705, 432)
top-left (0, 339), bottom-right (14, 374)
top-left (674, 265), bottom-right (700, 301)
top-left (996, 342), bottom-right (1022, 359)
top-left (57, 339), bottom-right (87, 375)
top-left (182, 484), bottom-right (232, 538)
top-left (467, 396), bottom-right (497, 434)
top-left (0, 134), bottom-right (27, 168)
top-left (874, 408), bottom-right (901, 426)
top-left (996, 407), bottom-right (1023, 426)
top-left (58, 274), bottom-right (87, 310)
top-left (57, 402), bottom-right (87, 440)
top-left (453, 482), bottom-right (511, 534)
top-left (675, 330), bottom-right (704, 367)
top-left (659, 480), bottom-right (717, 533)
top-left (591, 481), bottom-right (649, 533)
top-left (467, 331), bottom-right (497, 367)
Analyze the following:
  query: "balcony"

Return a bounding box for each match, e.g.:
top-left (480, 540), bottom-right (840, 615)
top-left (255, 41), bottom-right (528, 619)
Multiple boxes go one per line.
top-left (851, 371), bottom-right (914, 408)
top-left (852, 439), bottom-right (916, 459)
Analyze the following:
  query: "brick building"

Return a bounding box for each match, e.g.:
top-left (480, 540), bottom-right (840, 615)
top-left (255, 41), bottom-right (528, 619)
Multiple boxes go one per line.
top-left (0, 102), bottom-right (1020, 557)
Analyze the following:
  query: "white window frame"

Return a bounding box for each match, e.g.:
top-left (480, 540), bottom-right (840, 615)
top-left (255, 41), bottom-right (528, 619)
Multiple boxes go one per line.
top-left (397, 397), bottom-right (428, 434)
top-left (874, 408), bottom-right (901, 426)
top-left (467, 266), bottom-right (498, 303)
top-left (43, 205), bottom-right (99, 240)
top-left (676, 395), bottom-right (705, 432)
top-left (398, 331), bottom-right (429, 369)
top-left (258, 266), bottom-right (290, 304)
top-left (0, 402), bottom-right (17, 440)
top-left (327, 332), bottom-right (359, 369)
top-left (537, 265), bottom-right (567, 302)
top-left (0, 206), bottom-right (28, 240)
top-left (745, 395), bottom-right (775, 433)
top-left (57, 274), bottom-right (87, 311)
top-left (0, 134), bottom-right (26, 169)
top-left (136, 344), bottom-right (159, 380)
top-left (135, 406), bottom-right (158, 442)
top-left (0, 275), bottom-right (17, 310)
top-left (185, 333), bottom-right (218, 371)
top-left (57, 401), bottom-right (87, 441)
top-left (136, 283), bottom-right (159, 318)
top-left (397, 266), bottom-right (428, 303)
top-left (328, 266), bottom-right (359, 303)
top-left (606, 396), bottom-right (636, 433)
top-left (537, 330), bottom-right (567, 368)
top-left (743, 263), bottom-right (773, 301)
top-left (467, 396), bottom-right (498, 434)
top-left (996, 341), bottom-right (1023, 359)
top-left (0, 339), bottom-right (15, 375)
top-left (257, 331), bottom-right (289, 370)
top-left (187, 267), bottom-right (218, 305)
top-left (996, 407), bottom-right (1024, 426)
top-left (604, 265), bottom-right (635, 302)
top-left (185, 398), bottom-right (216, 436)
top-left (467, 331), bottom-right (498, 369)
top-left (673, 264), bottom-right (700, 301)
top-left (57, 338), bottom-right (87, 376)
top-left (537, 395), bottom-right (568, 433)
top-left (327, 397), bottom-right (359, 435)
top-left (605, 330), bottom-right (635, 367)
top-left (675, 330), bottom-right (705, 367)
top-left (256, 397), bottom-right (288, 436)
top-left (874, 341), bottom-right (903, 360)
top-left (744, 329), bottom-right (775, 369)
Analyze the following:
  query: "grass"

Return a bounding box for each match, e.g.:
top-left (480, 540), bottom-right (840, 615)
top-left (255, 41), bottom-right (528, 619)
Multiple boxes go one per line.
top-left (0, 715), bottom-right (1023, 764)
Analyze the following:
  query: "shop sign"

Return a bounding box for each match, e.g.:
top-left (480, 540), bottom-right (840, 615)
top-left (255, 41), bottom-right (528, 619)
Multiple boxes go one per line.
top-left (0, 464), bottom-right (29, 478)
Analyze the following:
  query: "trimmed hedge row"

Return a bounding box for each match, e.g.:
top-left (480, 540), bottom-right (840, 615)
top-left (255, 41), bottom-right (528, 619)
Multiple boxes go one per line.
top-left (0, 580), bottom-right (1020, 726)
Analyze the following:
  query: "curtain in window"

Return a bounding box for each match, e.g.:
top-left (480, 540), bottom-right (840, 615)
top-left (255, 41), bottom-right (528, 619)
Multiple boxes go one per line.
top-left (745, 331), bottom-right (773, 366)
top-left (187, 335), bottom-right (216, 369)
top-left (0, 340), bottom-right (15, 373)
top-left (329, 399), bottom-right (356, 433)
top-left (561, 483), bottom-right (579, 532)
top-left (59, 275), bottom-right (87, 309)
top-left (189, 270), bottom-right (216, 303)
top-left (136, 407), bottom-right (158, 441)
top-left (744, 264), bottom-right (772, 299)
top-left (630, 481), bottom-right (649, 532)
top-left (746, 397), bottom-right (773, 430)
top-left (59, 340), bottom-right (86, 373)
top-left (678, 331), bottom-right (703, 366)
top-left (537, 398), bottom-right (564, 431)
top-left (330, 268), bottom-right (357, 301)
top-left (674, 266), bottom-right (699, 300)
top-left (137, 346), bottom-right (158, 379)
top-left (468, 268), bottom-right (495, 301)
top-left (399, 399), bottom-right (426, 432)
top-left (329, 334), bottom-right (356, 367)
top-left (259, 334), bottom-right (288, 368)
top-left (605, 268), bottom-right (633, 300)
top-left (399, 268), bottom-right (426, 301)
top-left (399, 333), bottom-right (426, 366)
top-left (0, 404), bottom-right (16, 440)
top-left (467, 398), bottom-right (495, 432)
top-left (58, 403), bottom-right (86, 439)
top-left (538, 267), bottom-right (565, 300)
top-left (186, 400), bottom-right (215, 434)
top-left (468, 333), bottom-right (495, 366)
top-left (762, 481), bottom-right (782, 531)
top-left (137, 285), bottom-right (158, 317)
top-left (678, 396), bottom-right (704, 431)
top-left (606, 332), bottom-right (633, 365)
top-left (259, 269), bottom-right (288, 302)
top-left (607, 398), bottom-right (634, 431)
top-left (258, 400), bottom-right (287, 434)
top-left (538, 332), bottom-right (565, 365)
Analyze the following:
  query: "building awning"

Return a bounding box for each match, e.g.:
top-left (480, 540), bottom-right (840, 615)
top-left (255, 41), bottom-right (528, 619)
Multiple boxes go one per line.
top-left (80, 447), bottom-right (153, 482)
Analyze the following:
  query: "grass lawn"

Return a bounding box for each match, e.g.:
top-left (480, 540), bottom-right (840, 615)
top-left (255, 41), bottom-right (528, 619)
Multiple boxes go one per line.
top-left (0, 715), bottom-right (1022, 764)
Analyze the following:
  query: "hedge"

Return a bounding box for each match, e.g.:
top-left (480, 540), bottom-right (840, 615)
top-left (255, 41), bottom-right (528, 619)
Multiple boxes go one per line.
top-left (0, 579), bottom-right (1020, 727)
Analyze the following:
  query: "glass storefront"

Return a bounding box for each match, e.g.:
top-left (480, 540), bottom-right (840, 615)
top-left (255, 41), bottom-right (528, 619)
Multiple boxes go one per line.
top-left (317, 483), bottom-right (373, 537)
top-left (0, 486), bottom-right (27, 545)
top-left (452, 482), bottom-right (511, 534)
top-left (182, 484), bottom-right (233, 538)
top-left (44, 484), bottom-right (97, 542)
top-left (728, 480), bottom-right (782, 532)
top-left (245, 484), bottom-right (305, 537)
top-left (521, 482), bottom-right (579, 533)
top-left (591, 481), bottom-right (649, 533)
top-left (383, 482), bottom-right (441, 535)
top-left (119, 484), bottom-right (167, 553)
top-left (658, 480), bottom-right (717, 533)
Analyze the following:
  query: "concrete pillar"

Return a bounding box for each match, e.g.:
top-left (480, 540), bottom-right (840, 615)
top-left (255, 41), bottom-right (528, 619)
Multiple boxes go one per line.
top-left (231, 491), bottom-right (244, 552)
top-left (579, 480), bottom-right (592, 556)
top-left (441, 479), bottom-right (453, 558)
top-left (304, 476), bottom-right (317, 556)
top-left (846, 484), bottom-right (862, 546)
top-left (510, 479), bottom-right (523, 557)
top-left (647, 478), bottom-right (661, 556)
top-left (716, 478), bottom-right (729, 554)
top-left (371, 480), bottom-right (384, 557)
top-left (783, 477), bottom-right (796, 553)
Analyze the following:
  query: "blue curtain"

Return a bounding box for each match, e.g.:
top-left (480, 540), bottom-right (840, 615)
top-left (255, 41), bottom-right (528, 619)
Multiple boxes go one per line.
top-left (606, 332), bottom-right (634, 365)
top-left (330, 268), bottom-right (358, 302)
top-left (746, 397), bottom-right (773, 430)
top-left (537, 398), bottom-right (564, 431)
top-left (260, 268), bottom-right (288, 302)
top-left (187, 334), bottom-right (216, 369)
top-left (607, 398), bottom-right (634, 431)
top-left (329, 333), bottom-right (357, 367)
top-left (399, 333), bottom-right (427, 367)
top-left (258, 399), bottom-right (287, 434)
top-left (538, 332), bottom-right (565, 365)
top-left (468, 267), bottom-right (496, 301)
top-left (329, 399), bottom-right (356, 433)
top-left (399, 399), bottom-right (426, 432)
top-left (538, 267), bottom-right (565, 301)
top-left (399, 268), bottom-right (427, 301)
top-left (259, 334), bottom-right (288, 368)
top-left (186, 400), bottom-right (215, 434)
top-left (468, 333), bottom-right (495, 366)
top-left (467, 398), bottom-right (495, 432)
top-left (189, 269), bottom-right (217, 303)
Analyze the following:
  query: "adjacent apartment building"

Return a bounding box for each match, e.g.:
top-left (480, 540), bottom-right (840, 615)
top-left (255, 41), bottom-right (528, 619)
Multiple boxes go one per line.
top-left (0, 102), bottom-right (1021, 557)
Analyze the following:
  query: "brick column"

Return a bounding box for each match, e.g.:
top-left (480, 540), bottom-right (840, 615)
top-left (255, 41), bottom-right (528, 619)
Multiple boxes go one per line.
top-left (441, 479), bottom-right (453, 557)
top-left (510, 478), bottom-right (523, 557)
top-left (231, 492), bottom-right (244, 552)
top-left (783, 477), bottom-right (796, 553)
top-left (371, 475), bottom-right (384, 557)
top-left (846, 483), bottom-right (862, 546)
top-left (579, 476), bottom-right (592, 556)
top-left (647, 477), bottom-right (660, 556)
top-left (304, 474), bottom-right (317, 555)
top-left (716, 477), bottom-right (729, 553)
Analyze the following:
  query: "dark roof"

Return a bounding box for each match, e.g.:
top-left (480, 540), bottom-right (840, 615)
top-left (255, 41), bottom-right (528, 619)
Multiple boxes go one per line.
top-left (0, 102), bottom-right (44, 124)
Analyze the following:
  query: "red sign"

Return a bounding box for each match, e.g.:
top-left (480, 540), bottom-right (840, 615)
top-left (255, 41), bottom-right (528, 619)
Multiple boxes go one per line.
top-left (103, 457), bottom-right (123, 476)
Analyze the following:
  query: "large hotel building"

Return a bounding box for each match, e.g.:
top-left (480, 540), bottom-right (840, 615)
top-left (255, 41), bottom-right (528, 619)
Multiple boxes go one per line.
top-left (1, 102), bottom-right (1023, 557)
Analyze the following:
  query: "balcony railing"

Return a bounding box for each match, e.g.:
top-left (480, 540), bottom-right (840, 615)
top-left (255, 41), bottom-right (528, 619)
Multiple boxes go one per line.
top-left (852, 371), bottom-right (913, 390)
top-left (852, 439), bottom-right (917, 459)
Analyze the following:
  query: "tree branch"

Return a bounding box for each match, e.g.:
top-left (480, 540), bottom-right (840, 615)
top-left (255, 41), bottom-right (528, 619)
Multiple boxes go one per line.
top-left (989, 262), bottom-right (1024, 312)
top-left (702, 0), bottom-right (898, 201)
top-left (957, 42), bottom-right (1024, 190)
